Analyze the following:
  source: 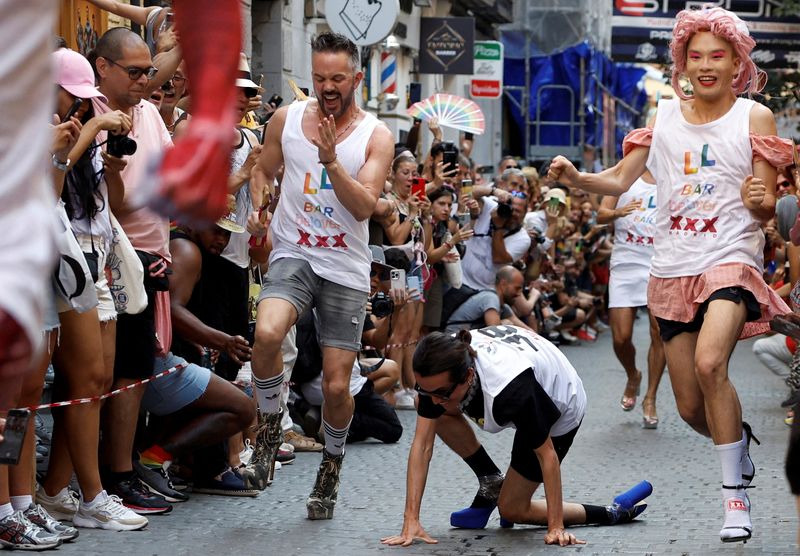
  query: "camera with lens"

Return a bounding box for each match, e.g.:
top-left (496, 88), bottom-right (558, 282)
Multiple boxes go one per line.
top-left (496, 200), bottom-right (513, 219)
top-left (107, 133), bottom-right (137, 157)
top-left (370, 292), bottom-right (394, 318)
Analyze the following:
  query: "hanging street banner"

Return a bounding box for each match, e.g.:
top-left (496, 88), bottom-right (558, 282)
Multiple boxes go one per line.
top-left (419, 17), bottom-right (475, 75)
top-left (471, 41), bottom-right (504, 99)
top-left (611, 0), bottom-right (800, 69)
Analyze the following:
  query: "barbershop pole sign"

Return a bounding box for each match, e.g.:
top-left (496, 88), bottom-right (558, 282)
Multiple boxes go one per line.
top-left (419, 17), bottom-right (475, 75)
top-left (324, 0), bottom-right (400, 46)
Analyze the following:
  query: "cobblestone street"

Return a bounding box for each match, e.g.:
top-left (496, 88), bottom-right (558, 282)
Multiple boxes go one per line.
top-left (53, 320), bottom-right (798, 555)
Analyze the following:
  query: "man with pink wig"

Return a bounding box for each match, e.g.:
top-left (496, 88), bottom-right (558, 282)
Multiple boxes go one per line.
top-left (549, 6), bottom-right (795, 544)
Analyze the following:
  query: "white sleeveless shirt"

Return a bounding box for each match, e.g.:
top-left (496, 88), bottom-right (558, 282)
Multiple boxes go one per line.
top-left (647, 98), bottom-right (764, 278)
top-left (609, 177), bottom-right (657, 270)
top-left (270, 101), bottom-right (380, 292)
top-left (470, 326), bottom-right (586, 437)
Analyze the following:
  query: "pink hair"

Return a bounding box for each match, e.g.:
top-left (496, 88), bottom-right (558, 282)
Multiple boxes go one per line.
top-left (669, 7), bottom-right (764, 100)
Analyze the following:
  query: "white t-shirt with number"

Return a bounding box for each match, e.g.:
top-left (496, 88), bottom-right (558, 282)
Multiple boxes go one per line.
top-left (470, 325), bottom-right (586, 436)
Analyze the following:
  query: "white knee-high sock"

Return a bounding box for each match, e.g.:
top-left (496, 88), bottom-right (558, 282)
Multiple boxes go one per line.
top-left (716, 439), bottom-right (745, 495)
top-left (254, 373), bottom-right (284, 414)
top-left (323, 417), bottom-right (351, 457)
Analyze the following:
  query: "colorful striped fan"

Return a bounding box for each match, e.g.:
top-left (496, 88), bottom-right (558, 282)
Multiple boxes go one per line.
top-left (407, 93), bottom-right (485, 135)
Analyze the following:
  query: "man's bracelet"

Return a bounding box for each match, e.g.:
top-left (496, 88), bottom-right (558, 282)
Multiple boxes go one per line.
top-left (319, 154), bottom-right (337, 165)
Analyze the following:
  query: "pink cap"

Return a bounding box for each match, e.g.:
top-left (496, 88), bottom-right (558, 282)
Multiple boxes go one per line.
top-left (53, 48), bottom-right (107, 103)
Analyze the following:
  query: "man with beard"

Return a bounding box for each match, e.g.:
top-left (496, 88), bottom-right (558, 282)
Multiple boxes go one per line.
top-left (246, 32), bottom-right (394, 519)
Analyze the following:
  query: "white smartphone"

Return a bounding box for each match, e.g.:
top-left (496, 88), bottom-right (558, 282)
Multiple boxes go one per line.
top-left (390, 269), bottom-right (406, 293)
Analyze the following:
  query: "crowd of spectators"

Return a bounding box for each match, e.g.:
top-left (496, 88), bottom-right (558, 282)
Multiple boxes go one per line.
top-left (2, 0), bottom-right (800, 550)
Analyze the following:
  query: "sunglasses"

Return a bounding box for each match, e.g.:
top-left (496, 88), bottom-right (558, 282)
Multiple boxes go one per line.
top-left (103, 57), bottom-right (158, 81)
top-left (510, 190), bottom-right (528, 199)
top-left (243, 88), bottom-right (258, 99)
top-left (414, 381), bottom-right (461, 401)
top-left (370, 268), bottom-right (390, 281)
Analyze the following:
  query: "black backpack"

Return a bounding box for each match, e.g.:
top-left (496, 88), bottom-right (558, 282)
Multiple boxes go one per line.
top-left (440, 285), bottom-right (482, 328)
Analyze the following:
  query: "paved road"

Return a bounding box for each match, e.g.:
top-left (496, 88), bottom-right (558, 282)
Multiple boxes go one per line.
top-left (53, 319), bottom-right (798, 555)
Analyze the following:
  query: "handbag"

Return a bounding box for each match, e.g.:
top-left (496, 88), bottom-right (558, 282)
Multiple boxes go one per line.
top-left (107, 212), bottom-right (147, 315)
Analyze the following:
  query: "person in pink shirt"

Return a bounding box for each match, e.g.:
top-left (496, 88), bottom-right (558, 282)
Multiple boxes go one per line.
top-left (90, 27), bottom-right (174, 515)
top-left (549, 7), bottom-right (792, 544)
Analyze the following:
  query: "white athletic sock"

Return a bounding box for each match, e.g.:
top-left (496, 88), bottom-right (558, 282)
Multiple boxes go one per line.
top-left (9, 495), bottom-right (32, 511)
top-left (716, 439), bottom-right (745, 492)
top-left (323, 417), bottom-right (351, 457)
top-left (0, 503), bottom-right (13, 520)
top-left (254, 373), bottom-right (284, 414)
top-left (82, 490), bottom-right (107, 508)
top-left (716, 439), bottom-right (751, 537)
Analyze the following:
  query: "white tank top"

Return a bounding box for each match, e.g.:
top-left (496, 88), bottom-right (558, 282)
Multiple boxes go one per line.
top-left (470, 326), bottom-right (586, 436)
top-left (609, 177), bottom-right (657, 270)
top-left (270, 100), bottom-right (379, 292)
top-left (221, 129), bottom-right (255, 269)
top-left (647, 98), bottom-right (764, 278)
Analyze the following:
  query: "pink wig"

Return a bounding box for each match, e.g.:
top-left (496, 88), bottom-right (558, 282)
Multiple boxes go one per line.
top-left (669, 7), bottom-right (765, 100)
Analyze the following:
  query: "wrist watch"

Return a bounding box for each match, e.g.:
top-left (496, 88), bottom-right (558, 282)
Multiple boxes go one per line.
top-left (52, 154), bottom-right (70, 171)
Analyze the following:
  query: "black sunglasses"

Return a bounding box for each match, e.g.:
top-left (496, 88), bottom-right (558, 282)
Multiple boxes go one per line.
top-left (370, 268), bottom-right (390, 280)
top-left (103, 57), bottom-right (158, 81)
top-left (243, 88), bottom-right (258, 99)
top-left (414, 369), bottom-right (471, 402)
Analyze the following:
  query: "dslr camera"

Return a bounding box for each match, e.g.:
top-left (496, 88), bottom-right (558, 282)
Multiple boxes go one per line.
top-left (370, 292), bottom-right (394, 318)
top-left (496, 200), bottom-right (513, 219)
top-left (107, 133), bottom-right (137, 157)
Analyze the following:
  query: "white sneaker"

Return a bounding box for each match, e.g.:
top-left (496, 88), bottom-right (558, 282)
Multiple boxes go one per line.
top-left (560, 330), bottom-right (579, 343)
top-left (239, 439), bottom-right (254, 466)
top-left (395, 389), bottom-right (416, 410)
top-left (280, 441), bottom-right (295, 454)
top-left (73, 492), bottom-right (148, 531)
top-left (35, 484), bottom-right (79, 522)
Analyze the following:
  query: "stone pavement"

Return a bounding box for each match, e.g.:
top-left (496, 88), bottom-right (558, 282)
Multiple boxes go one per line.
top-left (53, 319), bottom-right (798, 555)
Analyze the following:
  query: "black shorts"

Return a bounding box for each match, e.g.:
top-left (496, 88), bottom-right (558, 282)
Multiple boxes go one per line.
top-left (510, 423), bottom-right (580, 483)
top-left (655, 287), bottom-right (761, 343)
top-left (114, 289), bottom-right (156, 380)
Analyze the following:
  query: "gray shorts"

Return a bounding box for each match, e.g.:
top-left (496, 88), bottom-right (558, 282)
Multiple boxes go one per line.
top-left (258, 257), bottom-right (367, 352)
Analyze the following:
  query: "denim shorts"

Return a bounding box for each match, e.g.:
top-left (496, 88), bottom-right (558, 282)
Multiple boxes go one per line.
top-left (258, 257), bottom-right (367, 352)
top-left (141, 352), bottom-right (211, 416)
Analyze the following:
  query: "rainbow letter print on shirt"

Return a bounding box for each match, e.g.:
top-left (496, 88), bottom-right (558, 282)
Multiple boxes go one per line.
top-left (303, 168), bottom-right (334, 194)
top-left (684, 144), bottom-right (716, 175)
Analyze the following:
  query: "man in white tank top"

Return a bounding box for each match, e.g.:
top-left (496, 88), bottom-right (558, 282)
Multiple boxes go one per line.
top-left (548, 7), bottom-right (792, 544)
top-left (245, 32), bottom-right (394, 520)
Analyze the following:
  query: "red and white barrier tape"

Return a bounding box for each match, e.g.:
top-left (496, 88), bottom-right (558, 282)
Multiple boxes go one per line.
top-left (21, 363), bottom-right (187, 412)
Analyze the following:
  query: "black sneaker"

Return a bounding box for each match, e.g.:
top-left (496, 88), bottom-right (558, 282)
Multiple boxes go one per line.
top-left (306, 450), bottom-right (345, 520)
top-left (134, 460), bottom-right (189, 503)
top-left (108, 475), bottom-right (173, 515)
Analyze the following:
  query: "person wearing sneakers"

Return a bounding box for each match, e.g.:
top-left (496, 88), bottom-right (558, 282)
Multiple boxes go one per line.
top-left (381, 327), bottom-right (648, 548)
top-left (247, 31), bottom-right (394, 519)
top-left (597, 170), bottom-right (666, 427)
top-left (548, 7), bottom-right (793, 543)
top-left (138, 215), bottom-right (259, 498)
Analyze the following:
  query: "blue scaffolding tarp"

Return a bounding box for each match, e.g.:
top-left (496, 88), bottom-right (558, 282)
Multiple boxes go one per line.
top-left (502, 36), bottom-right (648, 158)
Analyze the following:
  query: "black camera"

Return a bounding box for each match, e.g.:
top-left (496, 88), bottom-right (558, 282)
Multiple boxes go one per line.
top-left (107, 133), bottom-right (137, 157)
top-left (496, 201), bottom-right (513, 219)
top-left (370, 292), bottom-right (394, 318)
top-left (535, 235), bottom-right (546, 244)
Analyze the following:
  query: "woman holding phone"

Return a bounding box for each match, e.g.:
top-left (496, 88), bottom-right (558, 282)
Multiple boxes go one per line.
top-left (381, 155), bottom-right (429, 409)
top-left (421, 187), bottom-right (474, 330)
